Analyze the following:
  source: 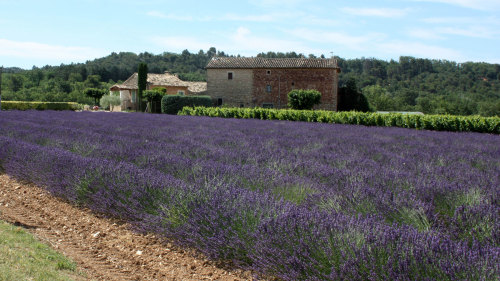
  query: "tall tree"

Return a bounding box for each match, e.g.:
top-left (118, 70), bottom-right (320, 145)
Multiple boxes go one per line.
top-left (84, 88), bottom-right (106, 106)
top-left (137, 62), bottom-right (148, 112)
top-left (337, 78), bottom-right (371, 112)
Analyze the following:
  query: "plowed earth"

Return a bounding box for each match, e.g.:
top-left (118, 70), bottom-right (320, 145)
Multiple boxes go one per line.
top-left (0, 174), bottom-right (253, 281)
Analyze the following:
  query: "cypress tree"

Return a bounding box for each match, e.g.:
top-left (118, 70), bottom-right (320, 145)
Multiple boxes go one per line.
top-left (137, 63), bottom-right (148, 112)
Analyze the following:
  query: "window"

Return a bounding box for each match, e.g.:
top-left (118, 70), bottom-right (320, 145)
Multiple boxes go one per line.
top-left (262, 103), bottom-right (274, 108)
top-left (266, 85), bottom-right (272, 93)
top-left (177, 90), bottom-right (185, 95)
top-left (228, 72), bottom-right (233, 80)
top-left (217, 98), bottom-right (223, 106)
top-left (266, 70), bottom-right (271, 75)
top-left (291, 82), bottom-right (295, 86)
top-left (239, 103), bottom-right (244, 108)
top-left (131, 90), bottom-right (137, 103)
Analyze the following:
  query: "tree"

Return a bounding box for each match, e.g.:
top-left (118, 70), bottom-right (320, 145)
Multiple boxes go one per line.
top-left (100, 95), bottom-right (121, 111)
top-left (143, 88), bottom-right (166, 113)
top-left (337, 78), bottom-right (371, 112)
top-left (287, 89), bottom-right (321, 110)
top-left (137, 62), bottom-right (148, 112)
top-left (84, 88), bottom-right (106, 105)
top-left (362, 85), bottom-right (395, 111)
top-left (8, 75), bottom-right (24, 92)
top-left (84, 75), bottom-right (101, 89)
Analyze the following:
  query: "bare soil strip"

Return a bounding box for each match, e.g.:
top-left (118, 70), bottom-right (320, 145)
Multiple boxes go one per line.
top-left (0, 174), bottom-right (253, 281)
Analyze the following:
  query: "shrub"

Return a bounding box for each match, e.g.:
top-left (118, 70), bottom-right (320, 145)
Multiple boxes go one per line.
top-left (287, 89), bottom-right (321, 110)
top-left (0, 101), bottom-right (80, 111)
top-left (161, 95), bottom-right (212, 115)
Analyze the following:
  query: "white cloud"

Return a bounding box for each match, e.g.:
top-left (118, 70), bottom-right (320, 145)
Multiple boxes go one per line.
top-left (151, 36), bottom-right (212, 51)
top-left (226, 27), bottom-right (318, 55)
top-left (376, 41), bottom-right (465, 61)
top-left (288, 28), bottom-right (385, 51)
top-left (146, 11), bottom-right (193, 21)
top-left (438, 26), bottom-right (497, 38)
top-left (151, 27), bottom-right (320, 57)
top-left (408, 28), bottom-right (445, 40)
top-left (341, 7), bottom-right (410, 18)
top-left (0, 38), bottom-right (105, 62)
top-left (413, 0), bottom-right (500, 10)
top-left (409, 24), bottom-right (498, 39)
top-left (299, 15), bottom-right (341, 26)
top-left (147, 10), bottom-right (289, 23)
top-left (249, 0), bottom-right (305, 8)
top-left (222, 13), bottom-right (277, 22)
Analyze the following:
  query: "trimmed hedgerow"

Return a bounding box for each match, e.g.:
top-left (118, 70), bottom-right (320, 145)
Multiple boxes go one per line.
top-left (179, 107), bottom-right (500, 134)
top-left (161, 95), bottom-right (212, 115)
top-left (1, 101), bottom-right (81, 111)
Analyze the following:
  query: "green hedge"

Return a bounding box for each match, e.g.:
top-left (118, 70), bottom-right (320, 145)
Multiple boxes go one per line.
top-left (179, 107), bottom-right (500, 134)
top-left (0, 101), bottom-right (81, 111)
top-left (161, 95), bottom-right (213, 115)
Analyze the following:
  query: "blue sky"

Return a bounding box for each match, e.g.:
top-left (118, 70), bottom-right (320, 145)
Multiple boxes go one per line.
top-left (1, 0), bottom-right (499, 69)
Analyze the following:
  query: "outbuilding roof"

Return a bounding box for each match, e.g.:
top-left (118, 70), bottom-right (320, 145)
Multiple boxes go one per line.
top-left (206, 57), bottom-right (339, 69)
top-left (110, 72), bottom-right (207, 93)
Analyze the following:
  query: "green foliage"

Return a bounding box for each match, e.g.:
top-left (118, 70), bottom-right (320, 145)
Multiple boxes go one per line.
top-left (287, 89), bottom-right (322, 110)
top-left (363, 85), bottom-right (396, 111)
top-left (338, 78), bottom-right (372, 112)
top-left (137, 63), bottom-right (148, 112)
top-left (99, 95), bottom-right (121, 111)
top-left (337, 57), bottom-right (500, 116)
top-left (179, 106), bottom-right (500, 134)
top-left (143, 88), bottom-right (166, 102)
top-left (1, 101), bottom-right (80, 111)
top-left (161, 95), bottom-right (213, 114)
top-left (84, 88), bottom-right (106, 105)
top-left (144, 88), bottom-right (166, 113)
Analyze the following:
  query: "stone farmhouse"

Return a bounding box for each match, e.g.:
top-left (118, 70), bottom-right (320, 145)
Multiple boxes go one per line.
top-left (206, 57), bottom-right (341, 110)
top-left (110, 72), bottom-right (207, 111)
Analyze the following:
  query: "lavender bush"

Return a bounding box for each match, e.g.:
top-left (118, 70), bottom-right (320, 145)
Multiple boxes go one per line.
top-left (0, 110), bottom-right (498, 280)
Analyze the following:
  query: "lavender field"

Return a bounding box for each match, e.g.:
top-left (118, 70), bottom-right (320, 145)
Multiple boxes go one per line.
top-left (0, 110), bottom-right (498, 280)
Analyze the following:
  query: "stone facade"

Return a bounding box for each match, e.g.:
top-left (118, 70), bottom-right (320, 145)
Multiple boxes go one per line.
top-left (206, 57), bottom-right (340, 110)
top-left (206, 69), bottom-right (254, 107)
top-left (252, 68), bottom-right (338, 110)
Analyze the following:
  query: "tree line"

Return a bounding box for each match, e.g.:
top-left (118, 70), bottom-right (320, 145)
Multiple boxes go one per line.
top-left (1, 49), bottom-right (499, 116)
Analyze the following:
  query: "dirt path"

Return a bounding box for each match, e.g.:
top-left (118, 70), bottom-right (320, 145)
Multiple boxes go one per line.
top-left (0, 174), bottom-right (253, 281)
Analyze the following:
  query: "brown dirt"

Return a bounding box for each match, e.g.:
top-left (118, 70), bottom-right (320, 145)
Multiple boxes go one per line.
top-left (0, 174), bottom-right (254, 281)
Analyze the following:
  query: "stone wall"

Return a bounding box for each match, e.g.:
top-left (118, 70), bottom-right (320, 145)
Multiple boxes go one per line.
top-left (207, 69), bottom-right (254, 107)
top-left (252, 69), bottom-right (338, 110)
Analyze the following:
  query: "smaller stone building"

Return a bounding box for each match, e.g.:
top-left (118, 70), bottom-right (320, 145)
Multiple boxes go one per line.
top-left (206, 57), bottom-right (341, 110)
top-left (110, 72), bottom-right (207, 111)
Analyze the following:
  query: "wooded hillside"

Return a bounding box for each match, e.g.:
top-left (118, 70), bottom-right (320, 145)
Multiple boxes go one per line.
top-left (1, 49), bottom-right (499, 116)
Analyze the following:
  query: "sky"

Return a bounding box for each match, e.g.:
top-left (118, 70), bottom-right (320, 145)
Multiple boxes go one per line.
top-left (1, 0), bottom-right (499, 69)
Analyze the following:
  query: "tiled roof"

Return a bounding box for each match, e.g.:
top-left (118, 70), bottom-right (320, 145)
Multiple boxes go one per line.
top-left (206, 57), bottom-right (339, 69)
top-left (187, 82), bottom-right (207, 93)
top-left (110, 72), bottom-right (207, 93)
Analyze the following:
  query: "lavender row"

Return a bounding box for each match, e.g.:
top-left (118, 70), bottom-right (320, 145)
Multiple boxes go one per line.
top-left (0, 110), bottom-right (499, 279)
top-left (1, 110), bottom-right (498, 247)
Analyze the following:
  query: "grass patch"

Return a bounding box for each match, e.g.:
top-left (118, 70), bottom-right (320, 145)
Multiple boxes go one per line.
top-left (0, 219), bottom-right (86, 281)
top-left (272, 184), bottom-right (316, 205)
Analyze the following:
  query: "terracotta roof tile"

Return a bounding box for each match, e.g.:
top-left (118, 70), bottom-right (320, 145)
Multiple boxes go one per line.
top-left (206, 57), bottom-right (339, 69)
top-left (110, 72), bottom-right (207, 93)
